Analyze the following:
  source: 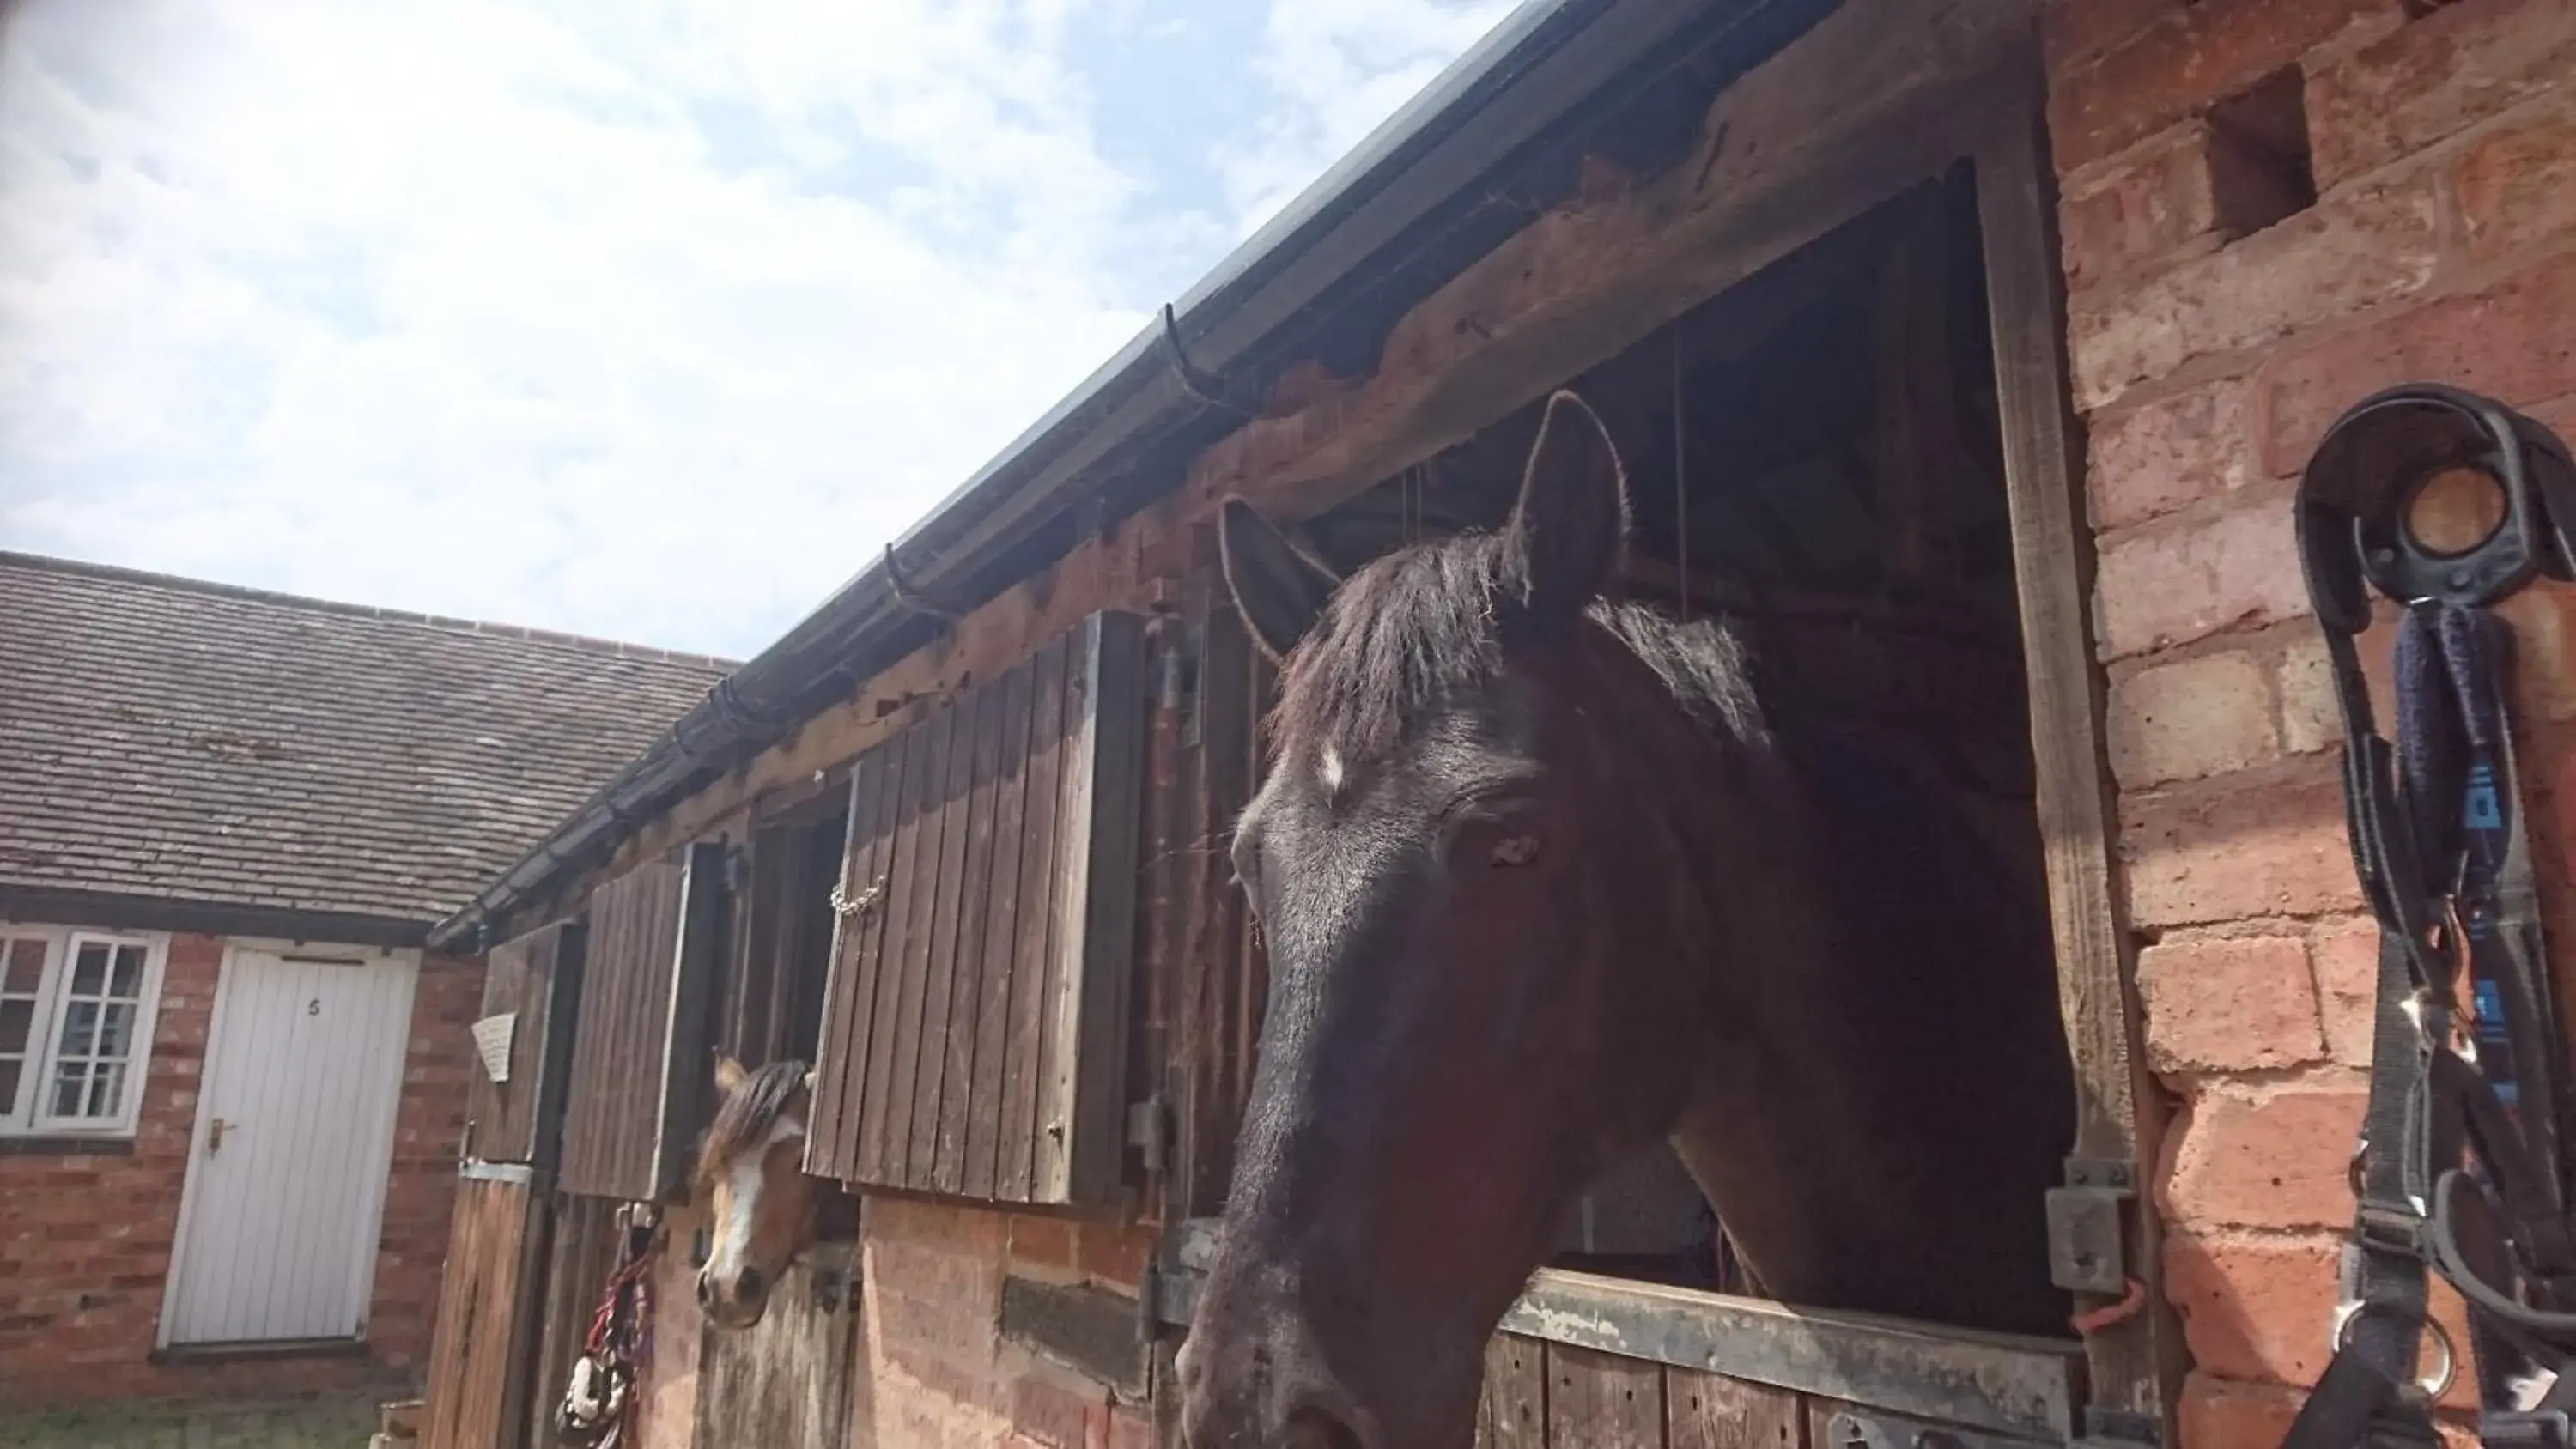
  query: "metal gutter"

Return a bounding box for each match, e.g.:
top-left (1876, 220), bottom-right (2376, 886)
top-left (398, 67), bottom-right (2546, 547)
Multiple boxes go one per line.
top-left (428, 0), bottom-right (1812, 950)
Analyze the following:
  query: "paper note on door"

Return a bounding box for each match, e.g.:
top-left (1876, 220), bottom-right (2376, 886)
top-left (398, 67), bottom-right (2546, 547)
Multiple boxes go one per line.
top-left (471, 1013), bottom-right (516, 1082)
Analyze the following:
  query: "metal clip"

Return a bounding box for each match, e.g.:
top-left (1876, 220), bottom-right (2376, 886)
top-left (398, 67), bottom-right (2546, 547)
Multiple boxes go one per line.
top-left (2045, 1157), bottom-right (2135, 1295)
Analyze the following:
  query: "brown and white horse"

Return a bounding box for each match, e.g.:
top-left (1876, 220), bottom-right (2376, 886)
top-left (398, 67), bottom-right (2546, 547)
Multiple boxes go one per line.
top-left (694, 1056), bottom-right (825, 1330)
top-left (1176, 391), bottom-right (2075, 1449)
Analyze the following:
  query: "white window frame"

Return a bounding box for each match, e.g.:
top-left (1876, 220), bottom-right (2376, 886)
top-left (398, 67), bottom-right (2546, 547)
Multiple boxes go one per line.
top-left (0, 924), bottom-right (169, 1140)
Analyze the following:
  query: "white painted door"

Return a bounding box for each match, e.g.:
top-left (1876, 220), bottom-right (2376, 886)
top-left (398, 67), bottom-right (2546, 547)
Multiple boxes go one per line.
top-left (163, 948), bottom-right (416, 1346)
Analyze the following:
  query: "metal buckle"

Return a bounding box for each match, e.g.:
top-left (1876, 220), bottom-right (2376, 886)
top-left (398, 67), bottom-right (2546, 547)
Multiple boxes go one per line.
top-left (2330, 1300), bottom-right (2458, 1402)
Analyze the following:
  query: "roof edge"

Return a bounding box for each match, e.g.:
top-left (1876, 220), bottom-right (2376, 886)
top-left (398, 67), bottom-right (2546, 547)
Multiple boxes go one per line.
top-left (0, 885), bottom-right (435, 951)
top-left (0, 550), bottom-right (744, 674)
top-left (428, 0), bottom-right (1818, 951)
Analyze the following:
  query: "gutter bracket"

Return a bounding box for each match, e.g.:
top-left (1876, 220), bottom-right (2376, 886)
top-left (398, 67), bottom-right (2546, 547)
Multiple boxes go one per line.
top-left (1158, 304), bottom-right (1249, 418)
top-left (882, 543), bottom-right (964, 622)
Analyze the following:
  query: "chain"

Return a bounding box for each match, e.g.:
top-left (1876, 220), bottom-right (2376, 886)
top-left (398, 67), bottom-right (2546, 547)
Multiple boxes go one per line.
top-left (829, 875), bottom-right (886, 919)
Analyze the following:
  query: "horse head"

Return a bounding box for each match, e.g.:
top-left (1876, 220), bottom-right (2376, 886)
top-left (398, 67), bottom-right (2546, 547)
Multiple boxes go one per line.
top-left (1179, 392), bottom-right (1697, 1449)
top-left (695, 1054), bottom-right (820, 1330)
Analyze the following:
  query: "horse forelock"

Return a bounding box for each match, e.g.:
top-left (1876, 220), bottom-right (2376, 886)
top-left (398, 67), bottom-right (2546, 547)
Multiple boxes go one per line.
top-left (1265, 530), bottom-right (1764, 777)
top-left (696, 1058), bottom-right (810, 1190)
top-left (1269, 533), bottom-right (1510, 772)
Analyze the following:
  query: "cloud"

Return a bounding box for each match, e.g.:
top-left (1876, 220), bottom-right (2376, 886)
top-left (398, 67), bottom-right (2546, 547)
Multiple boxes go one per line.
top-left (0, 0), bottom-right (1505, 656)
top-left (1220, 0), bottom-right (1521, 234)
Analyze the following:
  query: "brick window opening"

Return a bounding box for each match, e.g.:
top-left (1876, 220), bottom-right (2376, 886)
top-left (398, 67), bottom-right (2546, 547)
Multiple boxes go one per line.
top-left (2206, 66), bottom-right (2318, 239)
top-left (0, 927), bottom-right (167, 1138)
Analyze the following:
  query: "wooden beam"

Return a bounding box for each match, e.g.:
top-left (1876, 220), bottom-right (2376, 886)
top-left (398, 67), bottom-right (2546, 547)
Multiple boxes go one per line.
top-left (1971, 100), bottom-right (2185, 1435)
top-left (1498, 1270), bottom-right (2080, 1444)
top-left (1192, 0), bottom-right (2038, 530)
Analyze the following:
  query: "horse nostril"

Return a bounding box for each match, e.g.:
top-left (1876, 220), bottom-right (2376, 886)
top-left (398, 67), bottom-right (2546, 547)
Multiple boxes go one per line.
top-left (736, 1267), bottom-right (764, 1300)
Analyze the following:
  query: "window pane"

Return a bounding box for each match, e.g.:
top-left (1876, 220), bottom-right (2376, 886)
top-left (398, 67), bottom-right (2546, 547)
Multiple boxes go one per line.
top-left (109, 946), bottom-right (144, 999)
top-left (57, 1000), bottom-right (98, 1057)
top-left (70, 943), bottom-right (106, 997)
top-left (95, 1003), bottom-right (136, 1059)
top-left (51, 1061), bottom-right (86, 1117)
top-left (0, 1059), bottom-right (18, 1116)
top-left (85, 1063), bottom-right (125, 1119)
top-left (2, 940), bottom-right (41, 994)
top-left (0, 999), bottom-right (30, 1054)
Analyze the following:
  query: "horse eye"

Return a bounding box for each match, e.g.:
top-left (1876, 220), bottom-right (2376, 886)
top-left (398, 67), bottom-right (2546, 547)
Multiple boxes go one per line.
top-left (1491, 833), bottom-right (1541, 868)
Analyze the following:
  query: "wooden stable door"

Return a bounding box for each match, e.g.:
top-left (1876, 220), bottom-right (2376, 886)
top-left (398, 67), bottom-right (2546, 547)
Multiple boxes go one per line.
top-left (162, 946), bottom-right (416, 1348)
top-left (421, 1173), bottom-right (550, 1449)
top-left (694, 1244), bottom-right (862, 1449)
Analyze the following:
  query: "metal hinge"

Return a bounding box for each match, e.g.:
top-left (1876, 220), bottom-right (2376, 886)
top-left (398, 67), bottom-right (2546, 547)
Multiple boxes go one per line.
top-left (2045, 1156), bottom-right (2136, 1296)
top-left (1128, 1096), bottom-right (1173, 1175)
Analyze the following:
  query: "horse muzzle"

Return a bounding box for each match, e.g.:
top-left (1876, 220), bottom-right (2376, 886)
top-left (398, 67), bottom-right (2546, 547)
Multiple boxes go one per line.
top-left (696, 1264), bottom-right (770, 1329)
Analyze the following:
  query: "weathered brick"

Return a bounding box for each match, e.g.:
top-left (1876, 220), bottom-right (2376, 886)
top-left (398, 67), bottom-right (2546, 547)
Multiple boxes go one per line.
top-left (2257, 249), bottom-right (2576, 477)
top-left (2166, 1232), bottom-right (2477, 1405)
top-left (2273, 630), bottom-right (2341, 757)
top-left (1008, 1215), bottom-right (1078, 1274)
top-left (2162, 1231), bottom-right (2342, 1383)
top-left (2122, 764), bottom-right (2366, 927)
top-left (2163, 1085), bottom-right (2365, 1229)
top-left (2050, 0), bottom-right (2409, 173)
top-left (2306, 0), bottom-right (2576, 186)
top-left (2111, 651), bottom-right (2281, 787)
top-left (2063, 122), bottom-right (2299, 293)
top-left (1012, 1373), bottom-right (1106, 1449)
top-left (2071, 175), bottom-right (2439, 411)
top-left (2136, 936), bottom-right (2325, 1074)
top-left (2179, 1372), bottom-right (2305, 1449)
top-left (1075, 1221), bottom-right (1153, 1291)
top-left (2446, 100), bottom-right (2576, 264)
top-left (2096, 494), bottom-right (2310, 658)
top-left (2042, 0), bottom-right (2178, 76)
top-left (2308, 917), bottom-right (2381, 1069)
top-left (2089, 375), bottom-right (2257, 531)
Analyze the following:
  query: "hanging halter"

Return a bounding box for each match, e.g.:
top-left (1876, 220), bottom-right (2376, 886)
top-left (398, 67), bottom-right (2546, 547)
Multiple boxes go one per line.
top-left (2284, 384), bottom-right (2576, 1448)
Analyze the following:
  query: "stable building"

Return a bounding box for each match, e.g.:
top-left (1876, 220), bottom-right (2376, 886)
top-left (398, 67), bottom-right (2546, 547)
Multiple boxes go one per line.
top-left (416, 0), bottom-right (2576, 1446)
top-left (0, 553), bottom-right (730, 1407)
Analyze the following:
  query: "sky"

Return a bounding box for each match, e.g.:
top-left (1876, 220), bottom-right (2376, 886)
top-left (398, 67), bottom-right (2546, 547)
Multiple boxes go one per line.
top-left (0, 0), bottom-right (1517, 658)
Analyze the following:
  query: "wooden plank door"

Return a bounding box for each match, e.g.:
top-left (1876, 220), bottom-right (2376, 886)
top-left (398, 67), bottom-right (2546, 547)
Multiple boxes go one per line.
top-left (806, 610), bottom-right (1149, 1207)
top-left (560, 842), bottom-right (729, 1203)
top-left (162, 946), bottom-right (416, 1346)
top-left (692, 1244), bottom-right (860, 1449)
top-left (465, 919), bottom-right (586, 1168)
top-left (422, 1173), bottom-right (549, 1449)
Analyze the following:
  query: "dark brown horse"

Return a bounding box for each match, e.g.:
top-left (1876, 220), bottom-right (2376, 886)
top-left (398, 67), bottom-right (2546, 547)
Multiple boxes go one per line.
top-left (1176, 391), bottom-right (2075, 1449)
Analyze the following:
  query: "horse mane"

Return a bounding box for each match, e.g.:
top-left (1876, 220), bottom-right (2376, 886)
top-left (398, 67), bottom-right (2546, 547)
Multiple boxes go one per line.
top-left (695, 1058), bottom-right (809, 1190)
top-left (1270, 530), bottom-right (1766, 765)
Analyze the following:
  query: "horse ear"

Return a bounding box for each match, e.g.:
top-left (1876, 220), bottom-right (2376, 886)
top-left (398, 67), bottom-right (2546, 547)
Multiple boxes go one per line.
top-left (1504, 390), bottom-right (1628, 620)
top-left (714, 1053), bottom-right (747, 1096)
top-left (1221, 497), bottom-right (1341, 664)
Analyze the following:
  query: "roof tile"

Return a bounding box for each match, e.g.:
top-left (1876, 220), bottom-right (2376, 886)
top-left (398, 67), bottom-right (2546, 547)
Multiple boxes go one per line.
top-left (0, 552), bottom-right (736, 923)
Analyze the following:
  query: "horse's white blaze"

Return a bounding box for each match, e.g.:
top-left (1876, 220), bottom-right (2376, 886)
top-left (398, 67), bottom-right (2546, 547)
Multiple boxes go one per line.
top-left (1318, 745), bottom-right (1345, 793)
top-left (706, 1113), bottom-right (805, 1287)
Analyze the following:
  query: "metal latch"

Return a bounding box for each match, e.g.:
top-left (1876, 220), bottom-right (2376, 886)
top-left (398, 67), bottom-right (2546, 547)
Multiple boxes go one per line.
top-left (2045, 1156), bottom-right (2135, 1296)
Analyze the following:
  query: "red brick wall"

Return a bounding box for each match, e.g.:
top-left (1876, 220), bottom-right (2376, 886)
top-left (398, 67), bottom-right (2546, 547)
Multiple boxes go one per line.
top-left (850, 1197), bottom-right (1156, 1449)
top-left (2044, 0), bottom-right (2576, 1440)
top-left (0, 932), bottom-right (483, 1407)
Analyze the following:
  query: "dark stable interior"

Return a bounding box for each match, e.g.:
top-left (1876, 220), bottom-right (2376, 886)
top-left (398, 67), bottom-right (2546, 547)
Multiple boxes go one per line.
top-left (1285, 164), bottom-right (2059, 1295)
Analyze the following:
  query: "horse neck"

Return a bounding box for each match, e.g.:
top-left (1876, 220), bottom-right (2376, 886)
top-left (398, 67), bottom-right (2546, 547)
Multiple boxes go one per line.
top-left (1565, 610), bottom-right (1967, 1309)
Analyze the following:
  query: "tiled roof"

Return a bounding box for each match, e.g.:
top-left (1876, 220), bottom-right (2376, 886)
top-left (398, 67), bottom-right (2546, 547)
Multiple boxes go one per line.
top-left (0, 552), bottom-right (737, 927)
